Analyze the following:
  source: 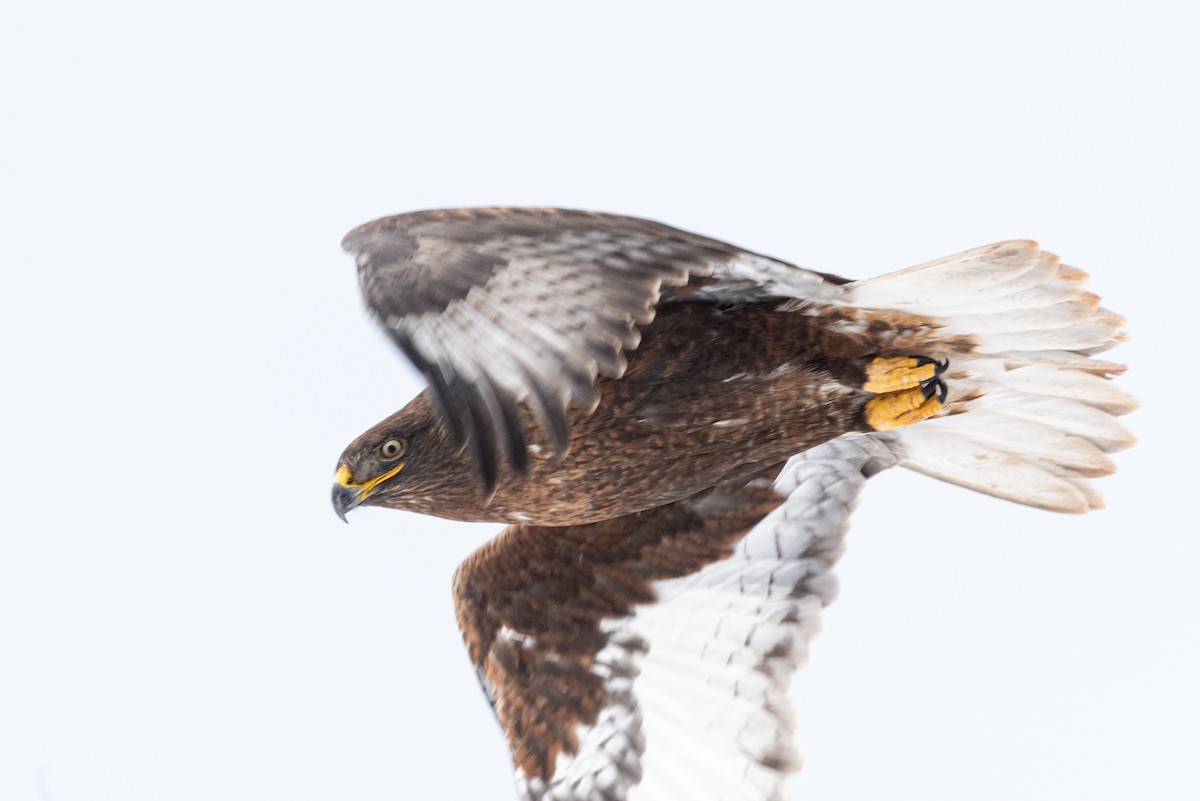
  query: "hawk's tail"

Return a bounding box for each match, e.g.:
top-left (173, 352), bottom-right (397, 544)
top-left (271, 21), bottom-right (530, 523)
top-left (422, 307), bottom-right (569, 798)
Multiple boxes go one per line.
top-left (845, 241), bottom-right (1136, 513)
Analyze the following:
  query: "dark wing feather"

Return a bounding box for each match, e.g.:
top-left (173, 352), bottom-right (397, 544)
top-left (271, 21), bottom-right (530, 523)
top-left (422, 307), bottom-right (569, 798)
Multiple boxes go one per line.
top-left (343, 208), bottom-right (846, 488)
top-left (452, 436), bottom-right (899, 801)
top-left (453, 469), bottom-right (785, 795)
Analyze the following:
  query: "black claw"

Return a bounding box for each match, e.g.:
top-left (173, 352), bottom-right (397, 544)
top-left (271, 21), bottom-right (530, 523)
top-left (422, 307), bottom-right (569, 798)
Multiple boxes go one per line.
top-left (914, 355), bottom-right (949, 375)
top-left (914, 356), bottom-right (950, 403)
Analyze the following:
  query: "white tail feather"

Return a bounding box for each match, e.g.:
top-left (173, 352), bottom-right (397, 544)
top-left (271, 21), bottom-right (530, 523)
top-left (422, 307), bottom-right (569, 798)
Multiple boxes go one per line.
top-left (845, 240), bottom-right (1135, 513)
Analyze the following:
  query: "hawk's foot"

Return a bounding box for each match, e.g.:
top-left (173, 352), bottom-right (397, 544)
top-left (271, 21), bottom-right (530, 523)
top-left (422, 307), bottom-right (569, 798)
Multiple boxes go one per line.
top-left (864, 356), bottom-right (948, 431)
top-left (862, 356), bottom-right (946, 393)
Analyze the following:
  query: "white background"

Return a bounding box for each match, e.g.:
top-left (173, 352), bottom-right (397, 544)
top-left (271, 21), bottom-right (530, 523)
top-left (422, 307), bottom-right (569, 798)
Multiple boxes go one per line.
top-left (2, 2), bottom-right (1197, 799)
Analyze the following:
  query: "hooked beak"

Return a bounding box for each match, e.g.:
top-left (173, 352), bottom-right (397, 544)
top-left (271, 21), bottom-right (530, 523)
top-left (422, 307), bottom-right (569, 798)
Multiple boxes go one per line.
top-left (332, 482), bottom-right (360, 523)
top-left (331, 463), bottom-right (404, 522)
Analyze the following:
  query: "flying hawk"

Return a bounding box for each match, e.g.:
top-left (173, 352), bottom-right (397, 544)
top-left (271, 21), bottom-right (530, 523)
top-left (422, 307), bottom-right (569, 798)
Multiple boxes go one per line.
top-left (331, 208), bottom-right (1133, 801)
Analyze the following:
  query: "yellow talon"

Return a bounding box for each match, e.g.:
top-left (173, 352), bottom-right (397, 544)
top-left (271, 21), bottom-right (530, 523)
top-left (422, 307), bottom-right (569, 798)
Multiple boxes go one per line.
top-left (865, 387), bottom-right (944, 431)
top-left (863, 356), bottom-right (938, 393)
top-left (863, 355), bottom-right (949, 430)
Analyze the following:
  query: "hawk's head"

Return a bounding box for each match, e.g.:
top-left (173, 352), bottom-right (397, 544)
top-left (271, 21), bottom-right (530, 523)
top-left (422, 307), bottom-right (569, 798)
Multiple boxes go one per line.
top-left (331, 394), bottom-right (462, 521)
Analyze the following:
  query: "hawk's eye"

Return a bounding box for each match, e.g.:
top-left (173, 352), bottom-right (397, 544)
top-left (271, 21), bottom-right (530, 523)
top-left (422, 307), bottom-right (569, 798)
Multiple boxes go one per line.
top-left (378, 438), bottom-right (405, 461)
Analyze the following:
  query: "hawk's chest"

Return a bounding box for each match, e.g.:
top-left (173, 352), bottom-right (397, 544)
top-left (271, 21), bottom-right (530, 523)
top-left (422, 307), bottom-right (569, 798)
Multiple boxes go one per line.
top-left (475, 303), bottom-right (869, 526)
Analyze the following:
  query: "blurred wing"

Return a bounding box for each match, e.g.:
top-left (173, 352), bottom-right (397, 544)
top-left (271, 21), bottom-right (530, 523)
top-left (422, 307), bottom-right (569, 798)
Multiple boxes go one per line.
top-left (453, 435), bottom-right (899, 801)
top-left (343, 208), bottom-right (846, 489)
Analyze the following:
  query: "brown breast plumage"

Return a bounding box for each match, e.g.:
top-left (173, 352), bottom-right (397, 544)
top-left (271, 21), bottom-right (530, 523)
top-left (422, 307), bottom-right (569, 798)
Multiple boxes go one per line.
top-left (354, 300), bottom-right (877, 525)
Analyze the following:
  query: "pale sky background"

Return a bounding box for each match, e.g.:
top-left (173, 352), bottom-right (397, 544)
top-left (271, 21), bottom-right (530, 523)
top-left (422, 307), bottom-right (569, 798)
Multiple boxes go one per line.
top-left (2, 2), bottom-right (1197, 800)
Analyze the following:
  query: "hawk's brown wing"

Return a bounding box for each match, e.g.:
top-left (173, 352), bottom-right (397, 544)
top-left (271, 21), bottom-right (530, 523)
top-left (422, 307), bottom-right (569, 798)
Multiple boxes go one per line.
top-left (453, 436), bottom-right (898, 801)
top-left (342, 208), bottom-right (846, 489)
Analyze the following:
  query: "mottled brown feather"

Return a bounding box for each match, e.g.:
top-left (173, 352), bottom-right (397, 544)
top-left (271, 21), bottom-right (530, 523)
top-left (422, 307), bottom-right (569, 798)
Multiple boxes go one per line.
top-left (342, 208), bottom-right (849, 488)
top-left (452, 470), bottom-right (785, 779)
top-left (340, 299), bottom-right (903, 525)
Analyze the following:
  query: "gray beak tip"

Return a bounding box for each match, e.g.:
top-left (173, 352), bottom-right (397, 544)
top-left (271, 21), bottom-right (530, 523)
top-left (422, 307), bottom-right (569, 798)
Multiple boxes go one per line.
top-left (332, 485), bottom-right (359, 523)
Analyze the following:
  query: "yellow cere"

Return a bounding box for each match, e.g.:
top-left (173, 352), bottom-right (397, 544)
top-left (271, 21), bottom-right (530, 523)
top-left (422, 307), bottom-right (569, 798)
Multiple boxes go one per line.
top-left (335, 462), bottom-right (406, 499)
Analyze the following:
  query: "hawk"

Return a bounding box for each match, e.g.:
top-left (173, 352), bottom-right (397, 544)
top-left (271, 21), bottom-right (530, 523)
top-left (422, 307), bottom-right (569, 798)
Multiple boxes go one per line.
top-left (330, 208), bottom-right (1133, 801)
